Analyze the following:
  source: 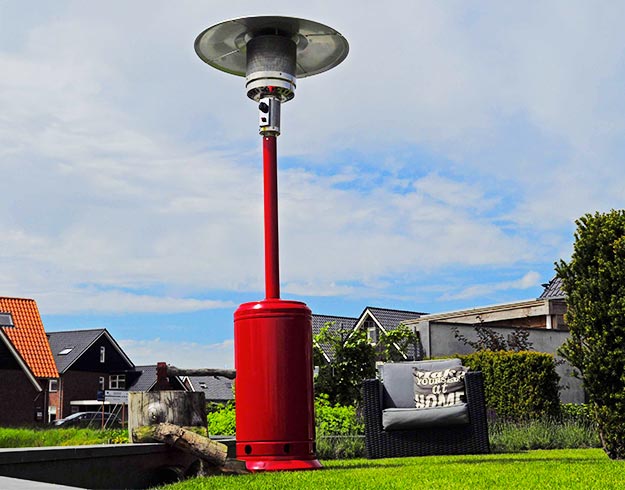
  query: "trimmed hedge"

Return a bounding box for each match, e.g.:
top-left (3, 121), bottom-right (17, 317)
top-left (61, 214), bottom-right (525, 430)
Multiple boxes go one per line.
top-left (460, 351), bottom-right (561, 420)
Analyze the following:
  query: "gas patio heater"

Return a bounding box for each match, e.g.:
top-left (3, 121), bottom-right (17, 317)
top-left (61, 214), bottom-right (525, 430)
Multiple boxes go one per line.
top-left (195, 16), bottom-right (348, 471)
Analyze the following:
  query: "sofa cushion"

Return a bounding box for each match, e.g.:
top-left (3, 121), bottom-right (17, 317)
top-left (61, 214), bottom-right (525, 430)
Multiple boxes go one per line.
top-left (413, 366), bottom-right (467, 409)
top-left (382, 404), bottom-right (469, 430)
top-left (379, 359), bottom-right (463, 408)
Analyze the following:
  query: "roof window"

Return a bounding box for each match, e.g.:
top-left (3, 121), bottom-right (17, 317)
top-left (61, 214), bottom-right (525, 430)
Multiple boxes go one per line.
top-left (0, 313), bottom-right (14, 327)
top-left (59, 347), bottom-right (74, 355)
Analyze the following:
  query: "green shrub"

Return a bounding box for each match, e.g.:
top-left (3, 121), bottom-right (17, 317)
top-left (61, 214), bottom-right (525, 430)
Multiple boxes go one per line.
top-left (315, 394), bottom-right (363, 436)
top-left (314, 324), bottom-right (377, 406)
top-left (461, 350), bottom-right (561, 420)
top-left (561, 403), bottom-right (594, 425)
top-left (207, 402), bottom-right (235, 436)
top-left (556, 210), bottom-right (625, 459)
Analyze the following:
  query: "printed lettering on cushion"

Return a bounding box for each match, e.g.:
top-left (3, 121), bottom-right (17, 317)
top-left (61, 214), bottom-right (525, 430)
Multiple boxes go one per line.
top-left (413, 366), bottom-right (467, 409)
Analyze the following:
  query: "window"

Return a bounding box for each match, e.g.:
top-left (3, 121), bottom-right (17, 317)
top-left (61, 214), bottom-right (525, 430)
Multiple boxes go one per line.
top-left (48, 379), bottom-right (58, 392)
top-left (365, 320), bottom-right (378, 343)
top-left (100, 346), bottom-right (105, 363)
top-left (0, 312), bottom-right (14, 327)
top-left (109, 375), bottom-right (125, 390)
top-left (58, 347), bottom-right (73, 355)
top-left (48, 406), bottom-right (56, 423)
top-left (99, 377), bottom-right (105, 391)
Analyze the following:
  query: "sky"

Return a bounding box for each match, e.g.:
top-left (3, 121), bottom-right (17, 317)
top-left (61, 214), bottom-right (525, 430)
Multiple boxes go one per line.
top-left (2, 1), bottom-right (625, 368)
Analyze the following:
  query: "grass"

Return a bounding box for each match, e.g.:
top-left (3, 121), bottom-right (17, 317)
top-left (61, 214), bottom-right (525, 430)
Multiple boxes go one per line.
top-left (0, 427), bottom-right (128, 447)
top-left (314, 417), bottom-right (600, 459)
top-left (160, 449), bottom-right (625, 490)
top-left (489, 418), bottom-right (601, 452)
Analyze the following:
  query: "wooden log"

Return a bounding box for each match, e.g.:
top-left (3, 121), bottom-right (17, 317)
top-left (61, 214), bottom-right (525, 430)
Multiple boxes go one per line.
top-left (128, 391), bottom-right (206, 442)
top-left (133, 423), bottom-right (228, 467)
top-left (166, 366), bottom-right (236, 380)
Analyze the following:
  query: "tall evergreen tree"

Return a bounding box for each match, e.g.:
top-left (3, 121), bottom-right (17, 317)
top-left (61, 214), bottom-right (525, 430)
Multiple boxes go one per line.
top-left (557, 210), bottom-right (625, 459)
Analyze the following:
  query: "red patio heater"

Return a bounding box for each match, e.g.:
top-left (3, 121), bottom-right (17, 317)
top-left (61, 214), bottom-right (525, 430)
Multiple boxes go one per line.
top-left (195, 16), bottom-right (349, 471)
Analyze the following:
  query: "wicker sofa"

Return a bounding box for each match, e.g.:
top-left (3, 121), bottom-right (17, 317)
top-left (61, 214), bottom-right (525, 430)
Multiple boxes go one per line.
top-left (362, 359), bottom-right (490, 458)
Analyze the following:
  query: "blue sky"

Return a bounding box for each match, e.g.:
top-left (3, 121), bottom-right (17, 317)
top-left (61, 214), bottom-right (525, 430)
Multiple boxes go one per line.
top-left (2, 1), bottom-right (625, 368)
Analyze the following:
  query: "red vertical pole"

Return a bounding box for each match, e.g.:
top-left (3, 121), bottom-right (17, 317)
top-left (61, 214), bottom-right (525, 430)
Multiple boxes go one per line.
top-left (263, 135), bottom-right (280, 299)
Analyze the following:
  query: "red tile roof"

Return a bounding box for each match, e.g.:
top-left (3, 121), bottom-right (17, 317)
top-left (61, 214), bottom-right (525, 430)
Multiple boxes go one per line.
top-left (0, 297), bottom-right (59, 379)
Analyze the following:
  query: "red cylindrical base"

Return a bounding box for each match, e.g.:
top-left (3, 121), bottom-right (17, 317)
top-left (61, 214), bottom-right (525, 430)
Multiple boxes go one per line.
top-left (234, 299), bottom-right (320, 471)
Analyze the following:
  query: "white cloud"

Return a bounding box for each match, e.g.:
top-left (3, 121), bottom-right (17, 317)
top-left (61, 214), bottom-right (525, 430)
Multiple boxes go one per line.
top-left (34, 289), bottom-right (234, 315)
top-left (119, 338), bottom-right (234, 369)
top-left (2, 1), bottom-right (625, 318)
top-left (442, 271), bottom-right (542, 301)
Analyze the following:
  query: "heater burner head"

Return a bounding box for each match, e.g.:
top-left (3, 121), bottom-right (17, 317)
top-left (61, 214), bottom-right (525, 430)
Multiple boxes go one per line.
top-left (195, 16), bottom-right (349, 102)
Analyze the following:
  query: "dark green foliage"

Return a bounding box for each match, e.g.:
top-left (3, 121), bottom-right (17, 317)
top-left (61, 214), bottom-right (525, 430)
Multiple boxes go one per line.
top-left (314, 323), bottom-right (376, 406)
top-left (556, 210), bottom-right (625, 459)
top-left (461, 351), bottom-right (561, 420)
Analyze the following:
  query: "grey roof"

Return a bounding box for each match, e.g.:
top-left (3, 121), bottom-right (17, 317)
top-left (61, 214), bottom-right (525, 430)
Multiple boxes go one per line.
top-left (312, 314), bottom-right (358, 362)
top-left (312, 314), bottom-right (357, 337)
top-left (127, 365), bottom-right (157, 392)
top-left (47, 328), bottom-right (134, 374)
top-left (539, 277), bottom-right (566, 299)
top-left (187, 376), bottom-right (234, 402)
top-left (47, 329), bottom-right (107, 373)
top-left (362, 307), bottom-right (427, 332)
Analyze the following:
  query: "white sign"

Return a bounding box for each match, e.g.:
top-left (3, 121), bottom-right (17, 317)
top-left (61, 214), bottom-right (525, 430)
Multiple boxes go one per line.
top-left (105, 390), bottom-right (129, 404)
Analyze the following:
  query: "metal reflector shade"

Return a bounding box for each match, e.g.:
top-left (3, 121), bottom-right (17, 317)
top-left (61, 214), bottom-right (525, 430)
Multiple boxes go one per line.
top-left (194, 16), bottom-right (349, 101)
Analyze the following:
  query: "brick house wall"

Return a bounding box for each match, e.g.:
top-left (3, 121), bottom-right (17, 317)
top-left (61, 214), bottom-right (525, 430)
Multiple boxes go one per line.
top-left (58, 371), bottom-right (110, 419)
top-left (48, 386), bottom-right (61, 422)
top-left (0, 369), bottom-right (43, 426)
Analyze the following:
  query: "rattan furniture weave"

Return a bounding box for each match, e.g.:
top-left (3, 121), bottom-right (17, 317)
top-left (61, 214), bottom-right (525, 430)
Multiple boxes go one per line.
top-left (363, 371), bottom-right (490, 458)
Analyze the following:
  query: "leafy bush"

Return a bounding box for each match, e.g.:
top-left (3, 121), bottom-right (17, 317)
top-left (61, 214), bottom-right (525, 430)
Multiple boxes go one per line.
top-left (207, 402), bottom-right (235, 436)
top-left (315, 394), bottom-right (363, 436)
top-left (556, 210), bottom-right (625, 459)
top-left (461, 351), bottom-right (561, 420)
top-left (560, 404), bottom-right (594, 425)
top-left (314, 323), bottom-right (376, 406)
top-left (314, 395), bottom-right (364, 459)
top-left (206, 395), bottom-right (364, 439)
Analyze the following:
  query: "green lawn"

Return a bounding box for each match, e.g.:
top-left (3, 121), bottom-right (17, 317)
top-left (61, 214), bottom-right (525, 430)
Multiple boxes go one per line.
top-left (161, 449), bottom-right (625, 490)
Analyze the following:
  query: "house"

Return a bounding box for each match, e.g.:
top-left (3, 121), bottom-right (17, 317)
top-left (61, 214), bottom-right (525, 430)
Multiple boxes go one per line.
top-left (47, 329), bottom-right (134, 420)
top-left (127, 364), bottom-right (187, 392)
top-left (184, 376), bottom-right (234, 404)
top-left (407, 283), bottom-right (567, 332)
top-left (354, 307), bottom-right (426, 360)
top-left (312, 307), bottom-right (426, 363)
top-left (0, 297), bottom-right (59, 426)
top-left (403, 282), bottom-right (582, 403)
